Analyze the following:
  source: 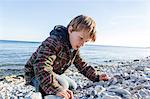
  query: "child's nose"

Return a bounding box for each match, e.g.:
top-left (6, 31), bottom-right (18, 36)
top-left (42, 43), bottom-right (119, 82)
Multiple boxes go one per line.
top-left (81, 41), bottom-right (85, 46)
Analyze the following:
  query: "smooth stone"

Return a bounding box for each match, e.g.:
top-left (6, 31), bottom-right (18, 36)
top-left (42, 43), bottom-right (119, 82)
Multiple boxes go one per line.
top-left (30, 92), bottom-right (42, 99)
top-left (144, 85), bottom-right (150, 90)
top-left (107, 77), bottom-right (118, 85)
top-left (95, 85), bottom-right (105, 95)
top-left (107, 87), bottom-right (131, 98)
top-left (102, 94), bottom-right (121, 99)
top-left (138, 89), bottom-right (148, 97)
top-left (113, 75), bottom-right (123, 84)
top-left (135, 66), bottom-right (144, 71)
top-left (44, 95), bottom-right (65, 99)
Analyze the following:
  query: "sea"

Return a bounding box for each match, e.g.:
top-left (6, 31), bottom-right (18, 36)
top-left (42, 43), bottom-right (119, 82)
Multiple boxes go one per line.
top-left (0, 40), bottom-right (150, 70)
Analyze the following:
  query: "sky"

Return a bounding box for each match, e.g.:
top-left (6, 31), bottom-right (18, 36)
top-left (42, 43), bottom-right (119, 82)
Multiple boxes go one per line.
top-left (0, 0), bottom-right (150, 47)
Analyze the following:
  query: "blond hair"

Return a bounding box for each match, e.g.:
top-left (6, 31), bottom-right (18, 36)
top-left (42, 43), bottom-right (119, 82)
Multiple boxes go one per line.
top-left (67, 15), bottom-right (96, 42)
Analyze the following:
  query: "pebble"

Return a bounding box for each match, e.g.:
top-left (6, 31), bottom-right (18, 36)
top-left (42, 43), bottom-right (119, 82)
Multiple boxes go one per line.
top-left (0, 57), bottom-right (150, 98)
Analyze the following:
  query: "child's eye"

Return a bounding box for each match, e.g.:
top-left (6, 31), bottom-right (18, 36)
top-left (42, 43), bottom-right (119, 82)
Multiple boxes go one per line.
top-left (80, 37), bottom-right (83, 40)
top-left (79, 36), bottom-right (83, 40)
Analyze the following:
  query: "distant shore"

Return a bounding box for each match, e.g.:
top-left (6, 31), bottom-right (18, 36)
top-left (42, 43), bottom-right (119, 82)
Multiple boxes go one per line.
top-left (0, 40), bottom-right (41, 44)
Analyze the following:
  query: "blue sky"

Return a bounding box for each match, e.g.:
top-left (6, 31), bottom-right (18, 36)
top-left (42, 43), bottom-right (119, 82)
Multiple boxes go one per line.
top-left (0, 0), bottom-right (150, 47)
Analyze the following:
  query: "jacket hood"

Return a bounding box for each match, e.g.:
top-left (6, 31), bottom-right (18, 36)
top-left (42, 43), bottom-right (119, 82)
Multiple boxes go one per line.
top-left (50, 25), bottom-right (72, 49)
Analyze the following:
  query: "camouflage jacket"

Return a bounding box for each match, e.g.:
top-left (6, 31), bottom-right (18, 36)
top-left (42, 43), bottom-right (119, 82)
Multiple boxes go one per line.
top-left (24, 25), bottom-right (100, 95)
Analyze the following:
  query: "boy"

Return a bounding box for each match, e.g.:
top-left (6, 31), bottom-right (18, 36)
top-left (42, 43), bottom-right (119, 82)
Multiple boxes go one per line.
top-left (25, 15), bottom-right (109, 99)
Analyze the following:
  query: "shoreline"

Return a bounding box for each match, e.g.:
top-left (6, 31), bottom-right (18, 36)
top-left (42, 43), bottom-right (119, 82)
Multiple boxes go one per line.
top-left (0, 57), bottom-right (150, 98)
top-left (0, 56), bottom-right (149, 78)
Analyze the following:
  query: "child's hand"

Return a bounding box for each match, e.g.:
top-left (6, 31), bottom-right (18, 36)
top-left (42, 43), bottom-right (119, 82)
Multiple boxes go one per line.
top-left (56, 89), bottom-right (74, 99)
top-left (99, 73), bottom-right (110, 81)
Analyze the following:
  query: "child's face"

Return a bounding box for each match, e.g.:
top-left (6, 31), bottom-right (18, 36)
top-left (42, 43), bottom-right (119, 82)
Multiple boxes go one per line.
top-left (68, 26), bottom-right (90, 50)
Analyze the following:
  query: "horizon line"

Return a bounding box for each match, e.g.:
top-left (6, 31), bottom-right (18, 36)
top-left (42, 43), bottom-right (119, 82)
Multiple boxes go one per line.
top-left (0, 39), bottom-right (149, 48)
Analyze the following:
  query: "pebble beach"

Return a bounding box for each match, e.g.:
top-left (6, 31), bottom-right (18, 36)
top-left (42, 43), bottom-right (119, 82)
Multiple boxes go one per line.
top-left (0, 56), bottom-right (150, 99)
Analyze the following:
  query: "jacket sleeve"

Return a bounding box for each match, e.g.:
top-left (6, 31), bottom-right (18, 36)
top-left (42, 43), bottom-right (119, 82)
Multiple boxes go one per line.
top-left (73, 51), bottom-right (100, 82)
top-left (33, 37), bottom-right (64, 95)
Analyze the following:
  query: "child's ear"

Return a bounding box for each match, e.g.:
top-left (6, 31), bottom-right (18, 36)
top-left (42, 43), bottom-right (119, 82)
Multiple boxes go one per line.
top-left (68, 26), bottom-right (73, 34)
